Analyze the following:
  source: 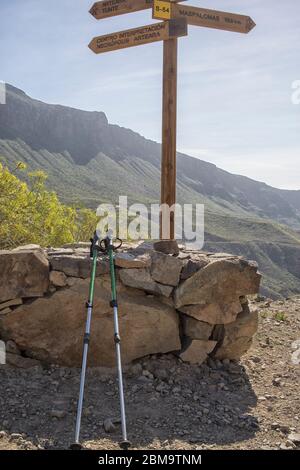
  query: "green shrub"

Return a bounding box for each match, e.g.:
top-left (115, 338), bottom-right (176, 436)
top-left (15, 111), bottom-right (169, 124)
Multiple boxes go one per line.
top-left (0, 162), bottom-right (98, 248)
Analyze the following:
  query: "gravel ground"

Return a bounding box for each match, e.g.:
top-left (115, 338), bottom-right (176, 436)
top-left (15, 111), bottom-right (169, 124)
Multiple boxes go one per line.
top-left (0, 297), bottom-right (299, 451)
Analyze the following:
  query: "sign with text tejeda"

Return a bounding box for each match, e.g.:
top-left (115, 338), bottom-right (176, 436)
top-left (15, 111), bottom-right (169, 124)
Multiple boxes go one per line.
top-left (88, 0), bottom-right (256, 240)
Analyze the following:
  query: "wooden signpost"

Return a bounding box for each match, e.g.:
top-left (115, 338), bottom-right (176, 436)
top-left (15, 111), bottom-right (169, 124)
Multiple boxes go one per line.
top-left (88, 0), bottom-right (256, 241)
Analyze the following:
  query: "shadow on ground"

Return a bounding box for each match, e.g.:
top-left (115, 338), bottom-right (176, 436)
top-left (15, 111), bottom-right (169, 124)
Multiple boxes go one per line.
top-left (0, 355), bottom-right (258, 450)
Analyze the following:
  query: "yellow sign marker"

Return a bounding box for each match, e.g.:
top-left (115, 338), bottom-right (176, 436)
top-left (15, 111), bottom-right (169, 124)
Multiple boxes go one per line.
top-left (153, 0), bottom-right (171, 20)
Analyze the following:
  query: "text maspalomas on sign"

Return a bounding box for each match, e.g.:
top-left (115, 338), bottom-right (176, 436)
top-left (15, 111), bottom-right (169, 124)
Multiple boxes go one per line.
top-left (153, 0), bottom-right (256, 34)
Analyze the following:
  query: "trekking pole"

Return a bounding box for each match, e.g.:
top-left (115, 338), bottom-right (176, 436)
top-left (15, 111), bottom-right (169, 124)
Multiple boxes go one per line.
top-left (70, 231), bottom-right (100, 450)
top-left (100, 231), bottom-right (131, 450)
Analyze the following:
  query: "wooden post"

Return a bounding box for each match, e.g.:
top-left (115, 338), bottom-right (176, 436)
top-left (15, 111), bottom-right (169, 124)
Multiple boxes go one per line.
top-left (89, 1), bottom-right (256, 243)
top-left (161, 37), bottom-right (178, 240)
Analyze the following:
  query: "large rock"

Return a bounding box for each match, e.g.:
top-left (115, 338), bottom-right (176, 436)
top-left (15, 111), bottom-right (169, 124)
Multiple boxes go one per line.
top-left (175, 258), bottom-right (261, 311)
top-left (47, 248), bottom-right (74, 256)
top-left (0, 277), bottom-right (180, 367)
top-left (6, 353), bottom-right (41, 369)
top-left (0, 299), bottom-right (23, 311)
top-left (0, 250), bottom-right (49, 303)
top-left (49, 271), bottom-right (67, 287)
top-left (178, 300), bottom-right (243, 325)
top-left (181, 315), bottom-right (214, 340)
top-left (150, 252), bottom-right (183, 286)
top-left (115, 253), bottom-right (151, 269)
top-left (12, 244), bottom-right (42, 252)
top-left (213, 304), bottom-right (259, 360)
top-left (0, 308), bottom-right (12, 316)
top-left (49, 255), bottom-right (108, 278)
top-left (153, 240), bottom-right (179, 255)
top-left (291, 348), bottom-right (300, 366)
top-left (180, 339), bottom-right (217, 365)
top-left (180, 254), bottom-right (210, 281)
top-left (119, 268), bottom-right (173, 297)
top-left (62, 242), bottom-right (90, 249)
top-left (6, 340), bottom-right (20, 355)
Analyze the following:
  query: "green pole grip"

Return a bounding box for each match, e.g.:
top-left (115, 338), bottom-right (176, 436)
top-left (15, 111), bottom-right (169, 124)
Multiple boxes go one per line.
top-left (88, 248), bottom-right (98, 304)
top-left (109, 246), bottom-right (117, 302)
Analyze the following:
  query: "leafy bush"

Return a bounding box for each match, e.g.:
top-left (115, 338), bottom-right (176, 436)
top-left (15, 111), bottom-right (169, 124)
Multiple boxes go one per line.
top-left (0, 162), bottom-right (98, 249)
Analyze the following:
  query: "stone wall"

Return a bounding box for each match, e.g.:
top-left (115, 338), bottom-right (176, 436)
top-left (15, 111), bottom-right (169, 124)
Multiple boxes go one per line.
top-left (0, 242), bottom-right (261, 368)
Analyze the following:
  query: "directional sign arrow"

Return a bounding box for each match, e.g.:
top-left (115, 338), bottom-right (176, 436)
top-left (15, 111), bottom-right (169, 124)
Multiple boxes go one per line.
top-left (90, 0), bottom-right (186, 21)
top-left (153, 0), bottom-right (256, 34)
top-left (88, 19), bottom-right (188, 54)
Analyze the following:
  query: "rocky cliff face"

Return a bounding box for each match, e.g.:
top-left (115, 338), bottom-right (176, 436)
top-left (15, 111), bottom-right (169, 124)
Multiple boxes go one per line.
top-left (0, 243), bottom-right (261, 368)
top-left (0, 85), bottom-right (108, 165)
top-left (0, 84), bottom-right (161, 167)
top-left (0, 84), bottom-right (299, 298)
top-left (1, 84), bottom-right (300, 226)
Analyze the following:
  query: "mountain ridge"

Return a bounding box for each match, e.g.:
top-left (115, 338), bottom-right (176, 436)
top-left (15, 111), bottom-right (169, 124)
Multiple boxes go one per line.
top-left (0, 83), bottom-right (300, 298)
top-left (1, 84), bottom-right (300, 228)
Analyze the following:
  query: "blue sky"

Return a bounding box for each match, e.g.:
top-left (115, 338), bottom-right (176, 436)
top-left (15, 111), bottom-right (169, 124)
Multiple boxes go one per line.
top-left (0, 0), bottom-right (299, 189)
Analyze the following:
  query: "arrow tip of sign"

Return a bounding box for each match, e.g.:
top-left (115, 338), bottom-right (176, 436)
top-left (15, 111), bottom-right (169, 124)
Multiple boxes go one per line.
top-left (247, 18), bottom-right (256, 32)
top-left (89, 3), bottom-right (97, 18)
top-left (88, 39), bottom-right (95, 52)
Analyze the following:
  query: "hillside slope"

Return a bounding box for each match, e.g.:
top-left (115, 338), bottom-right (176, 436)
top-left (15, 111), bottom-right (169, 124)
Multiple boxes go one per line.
top-left (1, 85), bottom-right (300, 226)
top-left (0, 84), bottom-right (299, 297)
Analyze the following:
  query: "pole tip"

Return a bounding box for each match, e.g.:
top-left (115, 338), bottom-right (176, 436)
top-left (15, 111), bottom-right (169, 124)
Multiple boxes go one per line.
top-left (120, 440), bottom-right (131, 450)
top-left (70, 443), bottom-right (83, 450)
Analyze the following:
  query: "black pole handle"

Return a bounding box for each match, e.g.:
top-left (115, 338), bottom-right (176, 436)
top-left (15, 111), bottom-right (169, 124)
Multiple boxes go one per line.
top-left (113, 238), bottom-right (123, 251)
top-left (100, 237), bottom-right (123, 253)
top-left (90, 231), bottom-right (100, 258)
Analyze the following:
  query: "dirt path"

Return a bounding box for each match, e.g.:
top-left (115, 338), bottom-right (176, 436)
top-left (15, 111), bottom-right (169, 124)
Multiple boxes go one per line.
top-left (0, 298), bottom-right (299, 451)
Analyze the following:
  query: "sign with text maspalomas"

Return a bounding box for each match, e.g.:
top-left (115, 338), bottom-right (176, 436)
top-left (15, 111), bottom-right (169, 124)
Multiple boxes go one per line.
top-left (90, 0), bottom-right (186, 20)
top-left (153, 0), bottom-right (256, 34)
top-left (89, 19), bottom-right (188, 54)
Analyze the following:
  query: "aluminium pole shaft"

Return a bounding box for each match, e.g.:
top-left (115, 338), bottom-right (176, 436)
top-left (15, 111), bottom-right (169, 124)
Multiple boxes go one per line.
top-left (74, 245), bottom-right (98, 446)
top-left (108, 239), bottom-right (130, 448)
